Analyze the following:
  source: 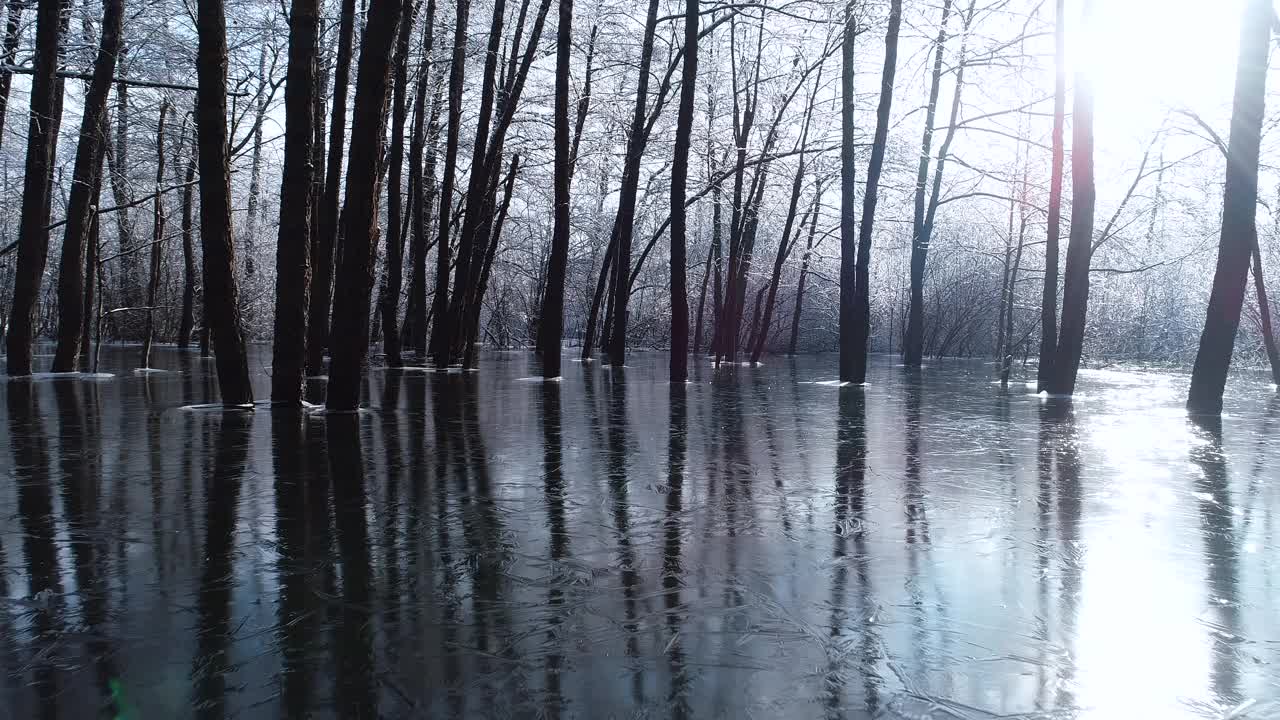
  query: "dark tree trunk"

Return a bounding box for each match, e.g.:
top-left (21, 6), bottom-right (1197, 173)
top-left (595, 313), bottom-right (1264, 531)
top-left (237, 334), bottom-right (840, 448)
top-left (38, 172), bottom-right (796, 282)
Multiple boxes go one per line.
top-left (402, 0), bottom-right (436, 355)
top-left (245, 40), bottom-right (269, 278)
top-left (447, 0), bottom-right (552, 364)
top-left (139, 101), bottom-right (169, 369)
top-left (80, 175), bottom-right (102, 370)
top-left (1251, 244), bottom-right (1280, 385)
top-left (752, 177), bottom-right (817, 365)
top-left (903, 0), bottom-right (954, 367)
top-left (745, 283), bottom-right (767, 357)
top-left (325, 0), bottom-right (406, 411)
top-left (463, 154), bottom-right (520, 369)
top-left (307, 42), bottom-right (327, 348)
top-left (304, 0), bottom-right (357, 376)
top-left (537, 0), bottom-right (572, 379)
top-left (178, 150), bottom-right (197, 349)
top-left (442, 0), bottom-right (508, 360)
top-left (110, 67), bottom-right (137, 316)
top-left (377, 0), bottom-right (419, 368)
top-left (196, 0), bottom-right (254, 405)
top-left (580, 230), bottom-right (615, 360)
top-left (427, 0), bottom-right (469, 364)
top-left (837, 0), bottom-right (857, 382)
top-left (1001, 182), bottom-right (1028, 387)
top-left (270, 0), bottom-right (320, 406)
top-left (788, 190), bottom-right (820, 355)
top-left (667, 0), bottom-right (697, 381)
top-left (1037, 0), bottom-right (1066, 391)
top-left (52, 0), bottom-right (124, 372)
top-left (1188, 0), bottom-right (1270, 414)
top-left (606, 0), bottom-right (661, 366)
top-left (0, 0), bottom-right (26, 146)
top-left (442, 0), bottom-right (506, 358)
top-left (692, 232), bottom-right (714, 357)
top-left (848, 0), bottom-right (901, 382)
top-left (1046, 3), bottom-right (1097, 397)
top-left (4, 0), bottom-right (65, 375)
top-left (566, 22), bottom-right (596, 183)
top-left (716, 24), bottom-right (762, 365)
top-left (709, 149), bottom-right (723, 355)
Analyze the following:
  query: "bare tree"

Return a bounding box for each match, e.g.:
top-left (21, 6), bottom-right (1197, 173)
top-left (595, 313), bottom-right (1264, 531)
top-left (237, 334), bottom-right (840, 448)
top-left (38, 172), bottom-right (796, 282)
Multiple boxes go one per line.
top-left (1046, 1), bottom-right (1096, 396)
top-left (326, 0), bottom-right (407, 411)
top-left (668, 0), bottom-right (698, 380)
top-left (837, 0), bottom-right (856, 382)
top-left (1037, 0), bottom-right (1066, 391)
top-left (4, 0), bottom-right (65, 375)
top-left (271, 0), bottom-right (320, 405)
top-left (427, 0), bottom-right (470, 364)
top-left (196, 0), bottom-right (254, 405)
top-left (52, 0), bottom-right (125, 372)
top-left (537, 0), bottom-right (573, 378)
top-left (848, 0), bottom-right (902, 382)
top-left (305, 0), bottom-right (357, 376)
top-left (377, 0), bottom-right (420, 367)
top-left (0, 0), bottom-right (26, 148)
top-left (1187, 0), bottom-right (1270, 414)
top-left (139, 100), bottom-right (169, 369)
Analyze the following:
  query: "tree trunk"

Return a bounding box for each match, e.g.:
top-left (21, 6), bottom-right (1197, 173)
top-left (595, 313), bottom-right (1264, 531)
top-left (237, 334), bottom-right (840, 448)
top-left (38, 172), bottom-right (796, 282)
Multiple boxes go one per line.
top-left (1002, 177), bottom-right (1028, 387)
top-left (716, 22), bottom-right (762, 365)
top-left (709, 148), bottom-right (723, 355)
top-left (1251, 242), bottom-right (1280, 386)
top-left (270, 0), bottom-right (319, 405)
top-left (1037, 0), bottom-right (1066, 391)
top-left (447, 0), bottom-right (552, 364)
top-left (442, 0), bottom-right (508, 359)
top-left (750, 144), bottom-right (810, 364)
top-left (692, 232), bottom-right (714, 357)
top-left (837, 0), bottom-right (857, 382)
top-left (537, 0), bottom-right (572, 379)
top-left (849, 0), bottom-right (901, 382)
top-left (307, 41), bottom-right (328, 351)
top-left (903, 0), bottom-right (954, 367)
top-left (606, 0), bottom-right (661, 366)
top-left (377, 0), bottom-right (420, 367)
top-left (0, 0), bottom-right (26, 147)
top-left (196, 0), bottom-right (254, 405)
top-left (304, 0), bottom-right (357, 376)
top-left (52, 0), bottom-right (124, 372)
top-left (4, 0), bottom-right (65, 375)
top-left (179, 149), bottom-right (197, 349)
top-left (111, 61), bottom-right (137, 316)
top-left (325, 0), bottom-right (406, 411)
top-left (463, 154), bottom-right (520, 369)
top-left (427, 0), bottom-right (469, 364)
top-left (80, 174), bottom-right (102, 370)
top-left (788, 191), bottom-right (820, 355)
top-left (1187, 0), bottom-right (1270, 414)
top-left (139, 101), bottom-right (169, 370)
top-left (667, 0), bottom-right (697, 381)
top-left (752, 179), bottom-right (817, 364)
top-left (1046, 2), bottom-right (1097, 397)
top-left (245, 39), bottom-right (269, 278)
top-left (580, 229), bottom-right (615, 360)
top-left (402, 0), bottom-right (436, 355)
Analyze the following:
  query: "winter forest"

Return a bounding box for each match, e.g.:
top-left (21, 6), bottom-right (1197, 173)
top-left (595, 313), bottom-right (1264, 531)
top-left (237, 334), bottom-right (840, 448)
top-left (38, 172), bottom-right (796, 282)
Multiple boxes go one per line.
top-left (3, 0), bottom-right (1280, 716)
top-left (0, 0), bottom-right (1275, 410)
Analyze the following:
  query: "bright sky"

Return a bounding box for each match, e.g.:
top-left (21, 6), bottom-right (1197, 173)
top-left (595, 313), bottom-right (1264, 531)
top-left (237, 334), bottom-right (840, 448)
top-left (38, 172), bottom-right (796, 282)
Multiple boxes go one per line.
top-left (1071, 0), bottom-right (1250, 145)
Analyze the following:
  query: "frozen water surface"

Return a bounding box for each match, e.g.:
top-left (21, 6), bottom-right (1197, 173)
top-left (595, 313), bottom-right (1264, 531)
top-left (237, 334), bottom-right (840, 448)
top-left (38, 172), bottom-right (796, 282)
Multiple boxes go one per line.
top-left (1, 345), bottom-right (1278, 719)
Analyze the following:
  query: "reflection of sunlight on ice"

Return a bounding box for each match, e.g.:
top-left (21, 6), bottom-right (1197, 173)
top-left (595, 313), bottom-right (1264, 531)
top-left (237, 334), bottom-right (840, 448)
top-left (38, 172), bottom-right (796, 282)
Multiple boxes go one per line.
top-left (1076, 508), bottom-right (1208, 718)
top-left (1071, 376), bottom-right (1231, 719)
